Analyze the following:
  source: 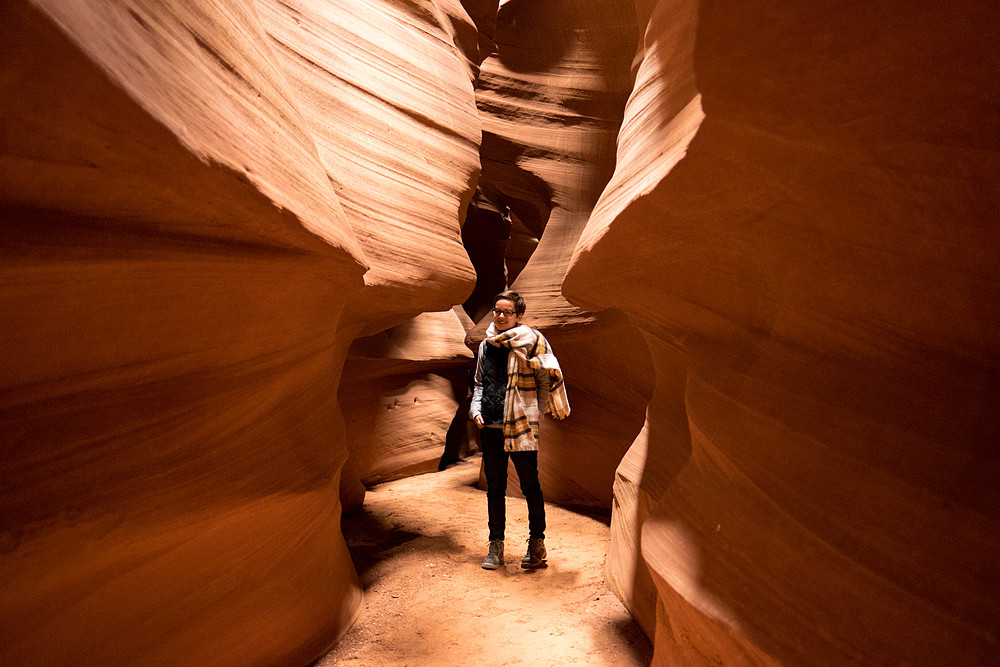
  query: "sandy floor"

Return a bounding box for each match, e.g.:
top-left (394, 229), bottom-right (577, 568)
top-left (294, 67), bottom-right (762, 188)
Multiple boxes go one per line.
top-left (314, 456), bottom-right (652, 666)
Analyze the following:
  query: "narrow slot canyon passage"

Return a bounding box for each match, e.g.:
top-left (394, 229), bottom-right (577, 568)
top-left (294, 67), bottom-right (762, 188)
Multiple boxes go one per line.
top-left (314, 458), bottom-right (652, 666)
top-left (2, 2), bottom-right (997, 665)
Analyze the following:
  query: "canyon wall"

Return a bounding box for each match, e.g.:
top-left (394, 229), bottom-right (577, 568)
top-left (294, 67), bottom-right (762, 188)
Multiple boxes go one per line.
top-left (467, 0), bottom-right (656, 512)
top-left (564, 0), bottom-right (1000, 664)
top-left (0, 0), bottom-right (482, 665)
top-left (259, 0), bottom-right (488, 511)
top-left (339, 308), bottom-right (477, 510)
top-left (5, 0), bottom-right (998, 664)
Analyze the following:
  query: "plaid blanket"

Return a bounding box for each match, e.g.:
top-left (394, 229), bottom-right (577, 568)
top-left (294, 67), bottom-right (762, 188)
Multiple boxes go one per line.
top-left (485, 323), bottom-right (571, 451)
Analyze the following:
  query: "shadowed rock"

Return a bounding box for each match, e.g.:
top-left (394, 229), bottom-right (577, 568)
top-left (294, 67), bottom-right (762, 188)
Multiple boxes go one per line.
top-left (564, 0), bottom-right (1000, 664)
top-left (339, 308), bottom-right (477, 511)
top-left (3, 0), bottom-right (998, 664)
top-left (468, 0), bottom-right (655, 512)
top-left (1, 0), bottom-right (482, 664)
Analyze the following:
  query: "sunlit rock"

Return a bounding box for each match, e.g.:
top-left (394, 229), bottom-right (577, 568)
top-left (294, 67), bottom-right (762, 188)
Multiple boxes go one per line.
top-left (263, 0), bottom-right (482, 336)
top-left (261, 0), bottom-right (487, 510)
top-left (565, 0), bottom-right (1000, 664)
top-left (5, 0), bottom-right (997, 663)
top-left (1, 0), bottom-right (483, 664)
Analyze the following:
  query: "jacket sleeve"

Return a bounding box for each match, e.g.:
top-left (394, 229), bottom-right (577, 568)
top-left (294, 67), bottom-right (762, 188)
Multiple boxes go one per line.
top-left (469, 343), bottom-right (485, 420)
top-left (533, 366), bottom-right (550, 413)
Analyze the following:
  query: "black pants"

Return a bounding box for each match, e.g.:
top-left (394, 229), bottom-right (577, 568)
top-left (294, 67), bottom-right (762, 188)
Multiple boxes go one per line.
top-left (481, 427), bottom-right (546, 541)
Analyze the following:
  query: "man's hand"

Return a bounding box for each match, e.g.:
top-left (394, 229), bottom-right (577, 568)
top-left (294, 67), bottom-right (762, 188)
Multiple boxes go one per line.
top-left (473, 415), bottom-right (484, 429)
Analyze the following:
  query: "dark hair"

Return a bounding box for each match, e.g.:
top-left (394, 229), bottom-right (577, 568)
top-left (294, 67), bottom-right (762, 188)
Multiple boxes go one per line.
top-left (493, 290), bottom-right (526, 315)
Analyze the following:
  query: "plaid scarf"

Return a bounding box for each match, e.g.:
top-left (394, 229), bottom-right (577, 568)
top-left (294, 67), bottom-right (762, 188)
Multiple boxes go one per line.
top-left (485, 323), bottom-right (571, 451)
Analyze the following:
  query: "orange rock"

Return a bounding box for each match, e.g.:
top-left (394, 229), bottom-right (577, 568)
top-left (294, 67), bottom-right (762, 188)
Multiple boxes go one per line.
top-left (340, 309), bottom-right (476, 510)
top-left (565, 0), bottom-right (1000, 664)
top-left (1, 0), bottom-right (481, 664)
top-left (468, 0), bottom-right (654, 511)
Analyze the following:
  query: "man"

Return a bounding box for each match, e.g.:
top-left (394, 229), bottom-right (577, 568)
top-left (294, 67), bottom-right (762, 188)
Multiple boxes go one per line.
top-left (470, 290), bottom-right (570, 570)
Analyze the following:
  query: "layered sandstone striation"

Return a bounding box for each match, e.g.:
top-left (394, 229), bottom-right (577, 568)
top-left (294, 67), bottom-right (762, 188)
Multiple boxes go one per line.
top-left (467, 0), bottom-right (655, 511)
top-left (339, 308), bottom-right (477, 511)
top-left (1, 0), bottom-right (481, 665)
top-left (259, 0), bottom-right (483, 336)
top-left (260, 0), bottom-right (487, 510)
top-left (565, 1), bottom-right (1000, 664)
top-left (4, 0), bottom-right (998, 664)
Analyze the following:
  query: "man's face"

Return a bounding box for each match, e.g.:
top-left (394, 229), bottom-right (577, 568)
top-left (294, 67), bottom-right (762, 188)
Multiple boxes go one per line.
top-left (492, 298), bottom-right (521, 332)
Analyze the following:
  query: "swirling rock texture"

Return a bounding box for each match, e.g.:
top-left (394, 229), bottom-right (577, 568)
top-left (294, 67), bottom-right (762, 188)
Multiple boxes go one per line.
top-left (5, 0), bottom-right (999, 665)
top-left (259, 0), bottom-right (482, 336)
top-left (339, 308), bottom-right (477, 511)
top-left (1, 0), bottom-right (482, 665)
top-left (260, 0), bottom-right (487, 511)
top-left (467, 0), bottom-right (656, 512)
top-left (564, 1), bottom-right (1000, 665)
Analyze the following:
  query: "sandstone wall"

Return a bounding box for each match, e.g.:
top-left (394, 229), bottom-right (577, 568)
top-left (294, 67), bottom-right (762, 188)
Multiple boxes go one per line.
top-left (1, 0), bottom-right (482, 665)
top-left (6, 0), bottom-right (998, 664)
top-left (339, 308), bottom-right (477, 510)
top-left (260, 0), bottom-right (482, 337)
top-left (468, 0), bottom-right (655, 512)
top-left (565, 0), bottom-right (1000, 664)
top-left (261, 0), bottom-right (487, 510)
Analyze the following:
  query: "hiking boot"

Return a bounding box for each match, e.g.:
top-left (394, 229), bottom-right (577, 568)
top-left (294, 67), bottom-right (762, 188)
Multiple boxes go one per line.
top-left (482, 539), bottom-right (504, 570)
top-left (521, 537), bottom-right (547, 569)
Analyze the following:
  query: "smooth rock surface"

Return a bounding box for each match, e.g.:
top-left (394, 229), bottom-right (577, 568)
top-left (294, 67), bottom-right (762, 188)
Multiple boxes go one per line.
top-left (340, 309), bottom-right (477, 511)
top-left (468, 0), bottom-right (655, 511)
top-left (258, 0), bottom-right (482, 335)
top-left (1, 1), bottom-right (483, 665)
top-left (4, 0), bottom-right (998, 664)
top-left (565, 1), bottom-right (1000, 664)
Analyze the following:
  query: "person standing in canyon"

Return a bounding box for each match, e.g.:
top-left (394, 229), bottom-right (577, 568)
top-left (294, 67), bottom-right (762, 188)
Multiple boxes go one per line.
top-left (470, 290), bottom-right (570, 570)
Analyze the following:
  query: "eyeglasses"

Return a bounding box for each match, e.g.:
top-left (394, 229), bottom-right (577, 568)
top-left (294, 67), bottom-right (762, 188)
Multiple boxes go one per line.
top-left (492, 308), bottom-right (516, 317)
